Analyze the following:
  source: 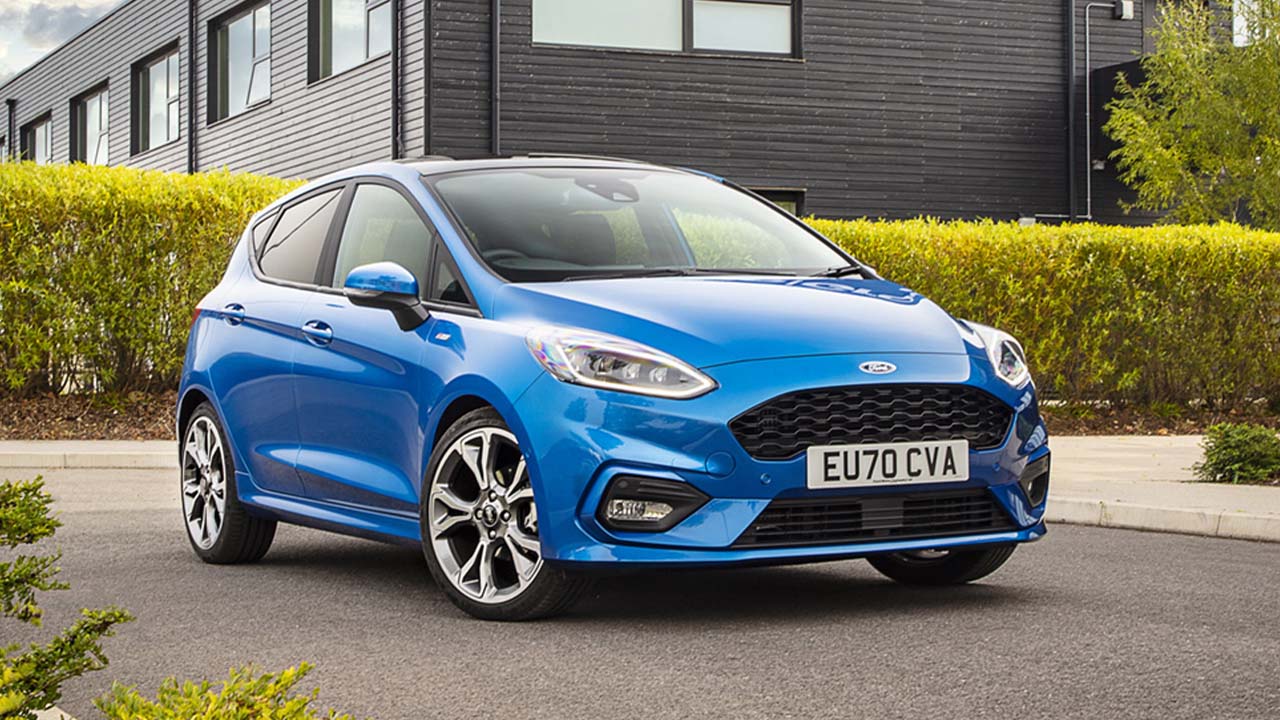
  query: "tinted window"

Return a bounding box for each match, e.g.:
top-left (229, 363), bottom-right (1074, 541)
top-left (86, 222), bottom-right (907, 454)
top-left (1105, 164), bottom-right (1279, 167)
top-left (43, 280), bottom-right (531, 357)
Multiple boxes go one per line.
top-left (332, 184), bottom-right (432, 292)
top-left (258, 189), bottom-right (341, 284)
top-left (430, 242), bottom-right (469, 305)
top-left (429, 168), bottom-right (846, 283)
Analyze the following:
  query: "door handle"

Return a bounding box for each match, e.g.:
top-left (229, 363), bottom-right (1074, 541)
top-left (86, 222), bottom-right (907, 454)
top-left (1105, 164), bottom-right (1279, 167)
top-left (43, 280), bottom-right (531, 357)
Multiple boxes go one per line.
top-left (302, 320), bottom-right (333, 346)
top-left (223, 303), bottom-right (245, 325)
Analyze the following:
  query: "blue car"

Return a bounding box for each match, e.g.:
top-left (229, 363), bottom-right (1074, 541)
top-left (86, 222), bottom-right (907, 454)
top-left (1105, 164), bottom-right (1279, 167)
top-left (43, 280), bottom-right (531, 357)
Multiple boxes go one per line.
top-left (177, 156), bottom-right (1050, 620)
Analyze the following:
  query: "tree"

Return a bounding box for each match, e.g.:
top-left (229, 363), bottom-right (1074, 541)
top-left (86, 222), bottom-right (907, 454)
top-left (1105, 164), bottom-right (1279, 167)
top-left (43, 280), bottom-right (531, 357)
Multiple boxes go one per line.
top-left (0, 478), bottom-right (132, 720)
top-left (1106, 0), bottom-right (1280, 229)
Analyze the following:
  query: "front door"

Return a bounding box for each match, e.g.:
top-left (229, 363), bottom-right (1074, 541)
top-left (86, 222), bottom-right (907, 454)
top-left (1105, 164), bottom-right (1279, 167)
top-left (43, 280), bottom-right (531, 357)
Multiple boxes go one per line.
top-left (292, 181), bottom-right (440, 514)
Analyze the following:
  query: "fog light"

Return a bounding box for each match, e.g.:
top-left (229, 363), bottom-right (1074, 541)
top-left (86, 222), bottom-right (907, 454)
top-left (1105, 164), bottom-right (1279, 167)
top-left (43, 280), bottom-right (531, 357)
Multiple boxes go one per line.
top-left (606, 499), bottom-right (674, 523)
top-left (598, 476), bottom-right (710, 532)
top-left (1019, 455), bottom-right (1051, 507)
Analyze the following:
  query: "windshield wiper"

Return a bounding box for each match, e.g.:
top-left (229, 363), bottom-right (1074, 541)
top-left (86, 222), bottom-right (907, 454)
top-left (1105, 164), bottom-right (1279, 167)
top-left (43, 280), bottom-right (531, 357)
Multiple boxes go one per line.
top-left (566, 267), bottom-right (795, 282)
top-left (813, 264), bottom-right (869, 279)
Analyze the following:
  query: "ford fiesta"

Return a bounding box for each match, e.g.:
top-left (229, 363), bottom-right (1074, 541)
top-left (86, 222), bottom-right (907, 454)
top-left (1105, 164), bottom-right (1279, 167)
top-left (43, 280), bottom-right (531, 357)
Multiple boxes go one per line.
top-left (177, 156), bottom-right (1051, 621)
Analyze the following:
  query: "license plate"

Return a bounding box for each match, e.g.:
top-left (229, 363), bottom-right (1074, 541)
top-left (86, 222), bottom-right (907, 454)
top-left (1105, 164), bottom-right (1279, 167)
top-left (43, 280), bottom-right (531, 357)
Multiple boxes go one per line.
top-left (806, 439), bottom-right (970, 489)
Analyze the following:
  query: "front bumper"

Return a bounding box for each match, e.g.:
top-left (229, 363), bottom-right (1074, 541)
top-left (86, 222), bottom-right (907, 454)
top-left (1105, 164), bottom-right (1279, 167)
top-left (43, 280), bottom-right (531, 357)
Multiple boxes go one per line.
top-left (513, 351), bottom-right (1050, 567)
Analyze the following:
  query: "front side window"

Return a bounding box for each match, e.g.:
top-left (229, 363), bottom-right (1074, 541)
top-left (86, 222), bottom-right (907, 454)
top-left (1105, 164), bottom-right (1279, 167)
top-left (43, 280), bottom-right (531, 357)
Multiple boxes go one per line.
top-left (73, 87), bottom-right (110, 165)
top-left (134, 48), bottom-right (180, 153)
top-left (429, 168), bottom-right (845, 283)
top-left (214, 4), bottom-right (272, 120)
top-left (331, 184), bottom-right (433, 292)
top-left (258, 188), bottom-right (343, 284)
top-left (312, 0), bottom-right (391, 80)
top-left (21, 116), bottom-right (52, 165)
top-left (532, 0), bottom-right (795, 56)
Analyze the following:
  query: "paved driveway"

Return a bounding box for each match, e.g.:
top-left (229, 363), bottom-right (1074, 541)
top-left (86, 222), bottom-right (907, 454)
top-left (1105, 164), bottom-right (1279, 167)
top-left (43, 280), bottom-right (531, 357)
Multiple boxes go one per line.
top-left (11, 468), bottom-right (1280, 719)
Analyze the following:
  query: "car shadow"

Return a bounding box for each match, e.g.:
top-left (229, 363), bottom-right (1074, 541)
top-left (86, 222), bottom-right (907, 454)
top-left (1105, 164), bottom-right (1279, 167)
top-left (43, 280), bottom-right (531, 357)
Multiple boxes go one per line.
top-left (249, 533), bottom-right (1038, 624)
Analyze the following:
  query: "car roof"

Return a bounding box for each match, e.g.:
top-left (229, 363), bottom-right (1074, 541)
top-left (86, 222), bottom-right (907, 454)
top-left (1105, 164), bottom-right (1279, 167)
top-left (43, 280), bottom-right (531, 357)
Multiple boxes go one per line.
top-left (403, 155), bottom-right (695, 177)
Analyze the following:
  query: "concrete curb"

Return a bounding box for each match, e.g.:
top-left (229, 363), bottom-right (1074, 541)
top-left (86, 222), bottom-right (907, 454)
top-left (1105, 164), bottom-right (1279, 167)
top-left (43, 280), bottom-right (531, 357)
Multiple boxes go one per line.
top-left (35, 707), bottom-right (76, 720)
top-left (0, 450), bottom-right (174, 469)
top-left (1046, 496), bottom-right (1280, 543)
top-left (4, 449), bottom-right (1277, 543)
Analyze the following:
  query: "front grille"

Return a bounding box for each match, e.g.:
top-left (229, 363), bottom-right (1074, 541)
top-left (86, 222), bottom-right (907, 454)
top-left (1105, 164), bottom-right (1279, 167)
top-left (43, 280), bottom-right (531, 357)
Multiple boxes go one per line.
top-left (733, 489), bottom-right (1016, 548)
top-left (730, 384), bottom-right (1014, 461)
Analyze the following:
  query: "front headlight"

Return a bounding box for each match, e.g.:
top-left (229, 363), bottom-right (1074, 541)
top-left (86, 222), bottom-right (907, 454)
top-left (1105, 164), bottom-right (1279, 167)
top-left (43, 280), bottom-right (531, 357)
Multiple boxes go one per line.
top-left (525, 326), bottom-right (718, 399)
top-left (960, 321), bottom-right (1031, 388)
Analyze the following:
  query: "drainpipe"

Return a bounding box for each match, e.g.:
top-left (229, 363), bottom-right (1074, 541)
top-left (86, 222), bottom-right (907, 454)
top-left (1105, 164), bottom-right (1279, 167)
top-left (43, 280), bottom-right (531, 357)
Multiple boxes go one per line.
top-left (186, 0), bottom-right (197, 173)
top-left (390, 0), bottom-right (401, 158)
top-left (490, 0), bottom-right (501, 156)
top-left (4, 99), bottom-right (15, 160)
top-left (1065, 0), bottom-right (1078, 219)
top-left (424, 0), bottom-right (433, 154)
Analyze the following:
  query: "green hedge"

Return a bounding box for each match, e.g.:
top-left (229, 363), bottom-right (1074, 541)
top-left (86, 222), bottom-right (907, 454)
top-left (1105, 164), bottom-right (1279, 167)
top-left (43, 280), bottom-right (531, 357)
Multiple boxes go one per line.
top-left (812, 218), bottom-right (1280, 408)
top-left (3, 163), bottom-right (1278, 408)
top-left (0, 163), bottom-right (300, 394)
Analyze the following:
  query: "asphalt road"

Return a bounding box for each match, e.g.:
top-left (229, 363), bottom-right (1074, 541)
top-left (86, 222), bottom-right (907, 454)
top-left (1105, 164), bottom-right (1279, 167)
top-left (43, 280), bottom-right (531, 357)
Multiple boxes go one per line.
top-left (8, 468), bottom-right (1279, 720)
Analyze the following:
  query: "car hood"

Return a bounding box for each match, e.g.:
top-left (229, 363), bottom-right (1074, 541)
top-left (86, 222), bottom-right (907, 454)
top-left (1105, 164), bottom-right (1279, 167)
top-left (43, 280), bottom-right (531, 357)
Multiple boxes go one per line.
top-left (492, 276), bottom-right (970, 369)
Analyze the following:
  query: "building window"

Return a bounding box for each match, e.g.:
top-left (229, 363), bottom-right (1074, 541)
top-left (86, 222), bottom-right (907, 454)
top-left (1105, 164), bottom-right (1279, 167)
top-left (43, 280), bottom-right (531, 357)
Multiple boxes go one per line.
top-left (311, 0), bottom-right (392, 81)
top-left (213, 4), bottom-right (272, 120)
top-left (532, 0), bottom-right (796, 56)
top-left (20, 115), bottom-right (52, 165)
top-left (132, 47), bottom-right (180, 154)
top-left (692, 1), bottom-right (793, 55)
top-left (1234, 0), bottom-right (1257, 46)
top-left (752, 188), bottom-right (806, 216)
top-left (71, 86), bottom-right (110, 165)
top-left (0, 136), bottom-right (7, 162)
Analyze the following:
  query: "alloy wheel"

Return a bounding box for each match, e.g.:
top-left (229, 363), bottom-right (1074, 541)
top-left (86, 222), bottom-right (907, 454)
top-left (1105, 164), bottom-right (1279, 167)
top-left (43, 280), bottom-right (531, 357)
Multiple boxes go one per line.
top-left (428, 428), bottom-right (542, 604)
top-left (182, 415), bottom-right (227, 550)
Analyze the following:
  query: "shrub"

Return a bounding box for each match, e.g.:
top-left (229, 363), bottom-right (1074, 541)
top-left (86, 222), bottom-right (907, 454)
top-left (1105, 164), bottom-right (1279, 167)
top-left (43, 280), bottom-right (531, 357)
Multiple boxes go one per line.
top-left (96, 664), bottom-right (354, 720)
top-left (0, 478), bottom-right (133, 720)
top-left (5, 163), bottom-right (1280, 410)
top-left (1194, 423), bottom-right (1280, 484)
top-left (0, 162), bottom-right (301, 395)
top-left (812, 217), bottom-right (1280, 408)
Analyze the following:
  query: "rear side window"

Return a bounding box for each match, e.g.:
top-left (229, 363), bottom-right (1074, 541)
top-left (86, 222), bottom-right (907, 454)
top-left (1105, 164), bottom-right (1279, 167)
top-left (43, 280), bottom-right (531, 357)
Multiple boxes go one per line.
top-left (331, 184), bottom-right (433, 292)
top-left (257, 189), bottom-right (342, 284)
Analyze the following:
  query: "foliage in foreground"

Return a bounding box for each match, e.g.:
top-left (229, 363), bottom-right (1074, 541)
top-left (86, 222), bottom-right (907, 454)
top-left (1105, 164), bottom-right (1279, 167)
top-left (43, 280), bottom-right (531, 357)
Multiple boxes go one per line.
top-left (1194, 423), bottom-right (1280, 485)
top-left (95, 664), bottom-right (356, 720)
top-left (1105, 0), bottom-right (1280, 229)
top-left (0, 478), bottom-right (133, 720)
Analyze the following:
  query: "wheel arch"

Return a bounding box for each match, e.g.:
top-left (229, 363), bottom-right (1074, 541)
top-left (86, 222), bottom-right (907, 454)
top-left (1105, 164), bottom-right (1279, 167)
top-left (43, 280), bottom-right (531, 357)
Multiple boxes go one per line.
top-left (419, 376), bottom-right (538, 498)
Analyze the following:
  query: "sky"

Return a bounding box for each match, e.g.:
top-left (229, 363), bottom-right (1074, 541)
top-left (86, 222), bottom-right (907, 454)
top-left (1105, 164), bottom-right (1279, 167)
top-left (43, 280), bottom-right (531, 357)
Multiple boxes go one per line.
top-left (0, 0), bottom-right (117, 83)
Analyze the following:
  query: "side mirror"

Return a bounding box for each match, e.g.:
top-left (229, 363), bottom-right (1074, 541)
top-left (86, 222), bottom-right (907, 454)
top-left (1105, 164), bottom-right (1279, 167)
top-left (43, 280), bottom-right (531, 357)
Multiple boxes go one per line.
top-left (343, 262), bottom-right (429, 331)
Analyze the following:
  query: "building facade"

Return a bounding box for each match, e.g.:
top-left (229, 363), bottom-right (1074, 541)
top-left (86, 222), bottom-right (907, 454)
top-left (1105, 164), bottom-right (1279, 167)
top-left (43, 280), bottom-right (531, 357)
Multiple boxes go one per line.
top-left (1, 0), bottom-right (1168, 221)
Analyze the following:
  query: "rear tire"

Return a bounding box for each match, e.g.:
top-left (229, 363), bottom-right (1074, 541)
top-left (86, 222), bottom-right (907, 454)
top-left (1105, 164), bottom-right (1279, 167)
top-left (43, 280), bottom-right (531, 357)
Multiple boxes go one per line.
top-left (180, 402), bottom-right (276, 564)
top-left (867, 545), bottom-right (1016, 585)
top-left (420, 407), bottom-right (590, 621)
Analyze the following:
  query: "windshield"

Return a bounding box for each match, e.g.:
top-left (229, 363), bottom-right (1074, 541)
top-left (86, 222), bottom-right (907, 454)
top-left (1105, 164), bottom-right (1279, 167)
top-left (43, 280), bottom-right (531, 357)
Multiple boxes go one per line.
top-left (428, 167), bottom-right (849, 283)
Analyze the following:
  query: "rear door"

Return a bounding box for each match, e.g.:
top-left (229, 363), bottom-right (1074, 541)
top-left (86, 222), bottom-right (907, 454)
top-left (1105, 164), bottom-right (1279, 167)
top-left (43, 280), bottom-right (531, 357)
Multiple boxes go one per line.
top-left (208, 185), bottom-right (346, 497)
top-left (292, 179), bottom-right (453, 514)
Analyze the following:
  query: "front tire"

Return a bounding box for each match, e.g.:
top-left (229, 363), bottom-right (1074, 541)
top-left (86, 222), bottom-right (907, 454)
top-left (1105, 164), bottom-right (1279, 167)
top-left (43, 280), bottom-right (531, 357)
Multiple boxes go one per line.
top-left (867, 545), bottom-right (1016, 585)
top-left (420, 408), bottom-right (590, 621)
top-left (180, 402), bottom-right (276, 564)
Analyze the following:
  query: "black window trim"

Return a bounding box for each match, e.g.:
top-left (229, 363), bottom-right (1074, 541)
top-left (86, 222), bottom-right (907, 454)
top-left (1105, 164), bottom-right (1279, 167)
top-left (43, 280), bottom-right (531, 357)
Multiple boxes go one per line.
top-left (208, 0), bottom-right (273, 124)
top-left (130, 40), bottom-right (182, 156)
top-left (69, 79), bottom-right (110, 163)
top-left (18, 110), bottom-right (53, 163)
top-left (250, 177), bottom-right (481, 318)
top-left (530, 0), bottom-right (803, 60)
top-left (307, 0), bottom-right (394, 84)
top-left (318, 176), bottom-right (480, 313)
top-left (249, 181), bottom-right (350, 292)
